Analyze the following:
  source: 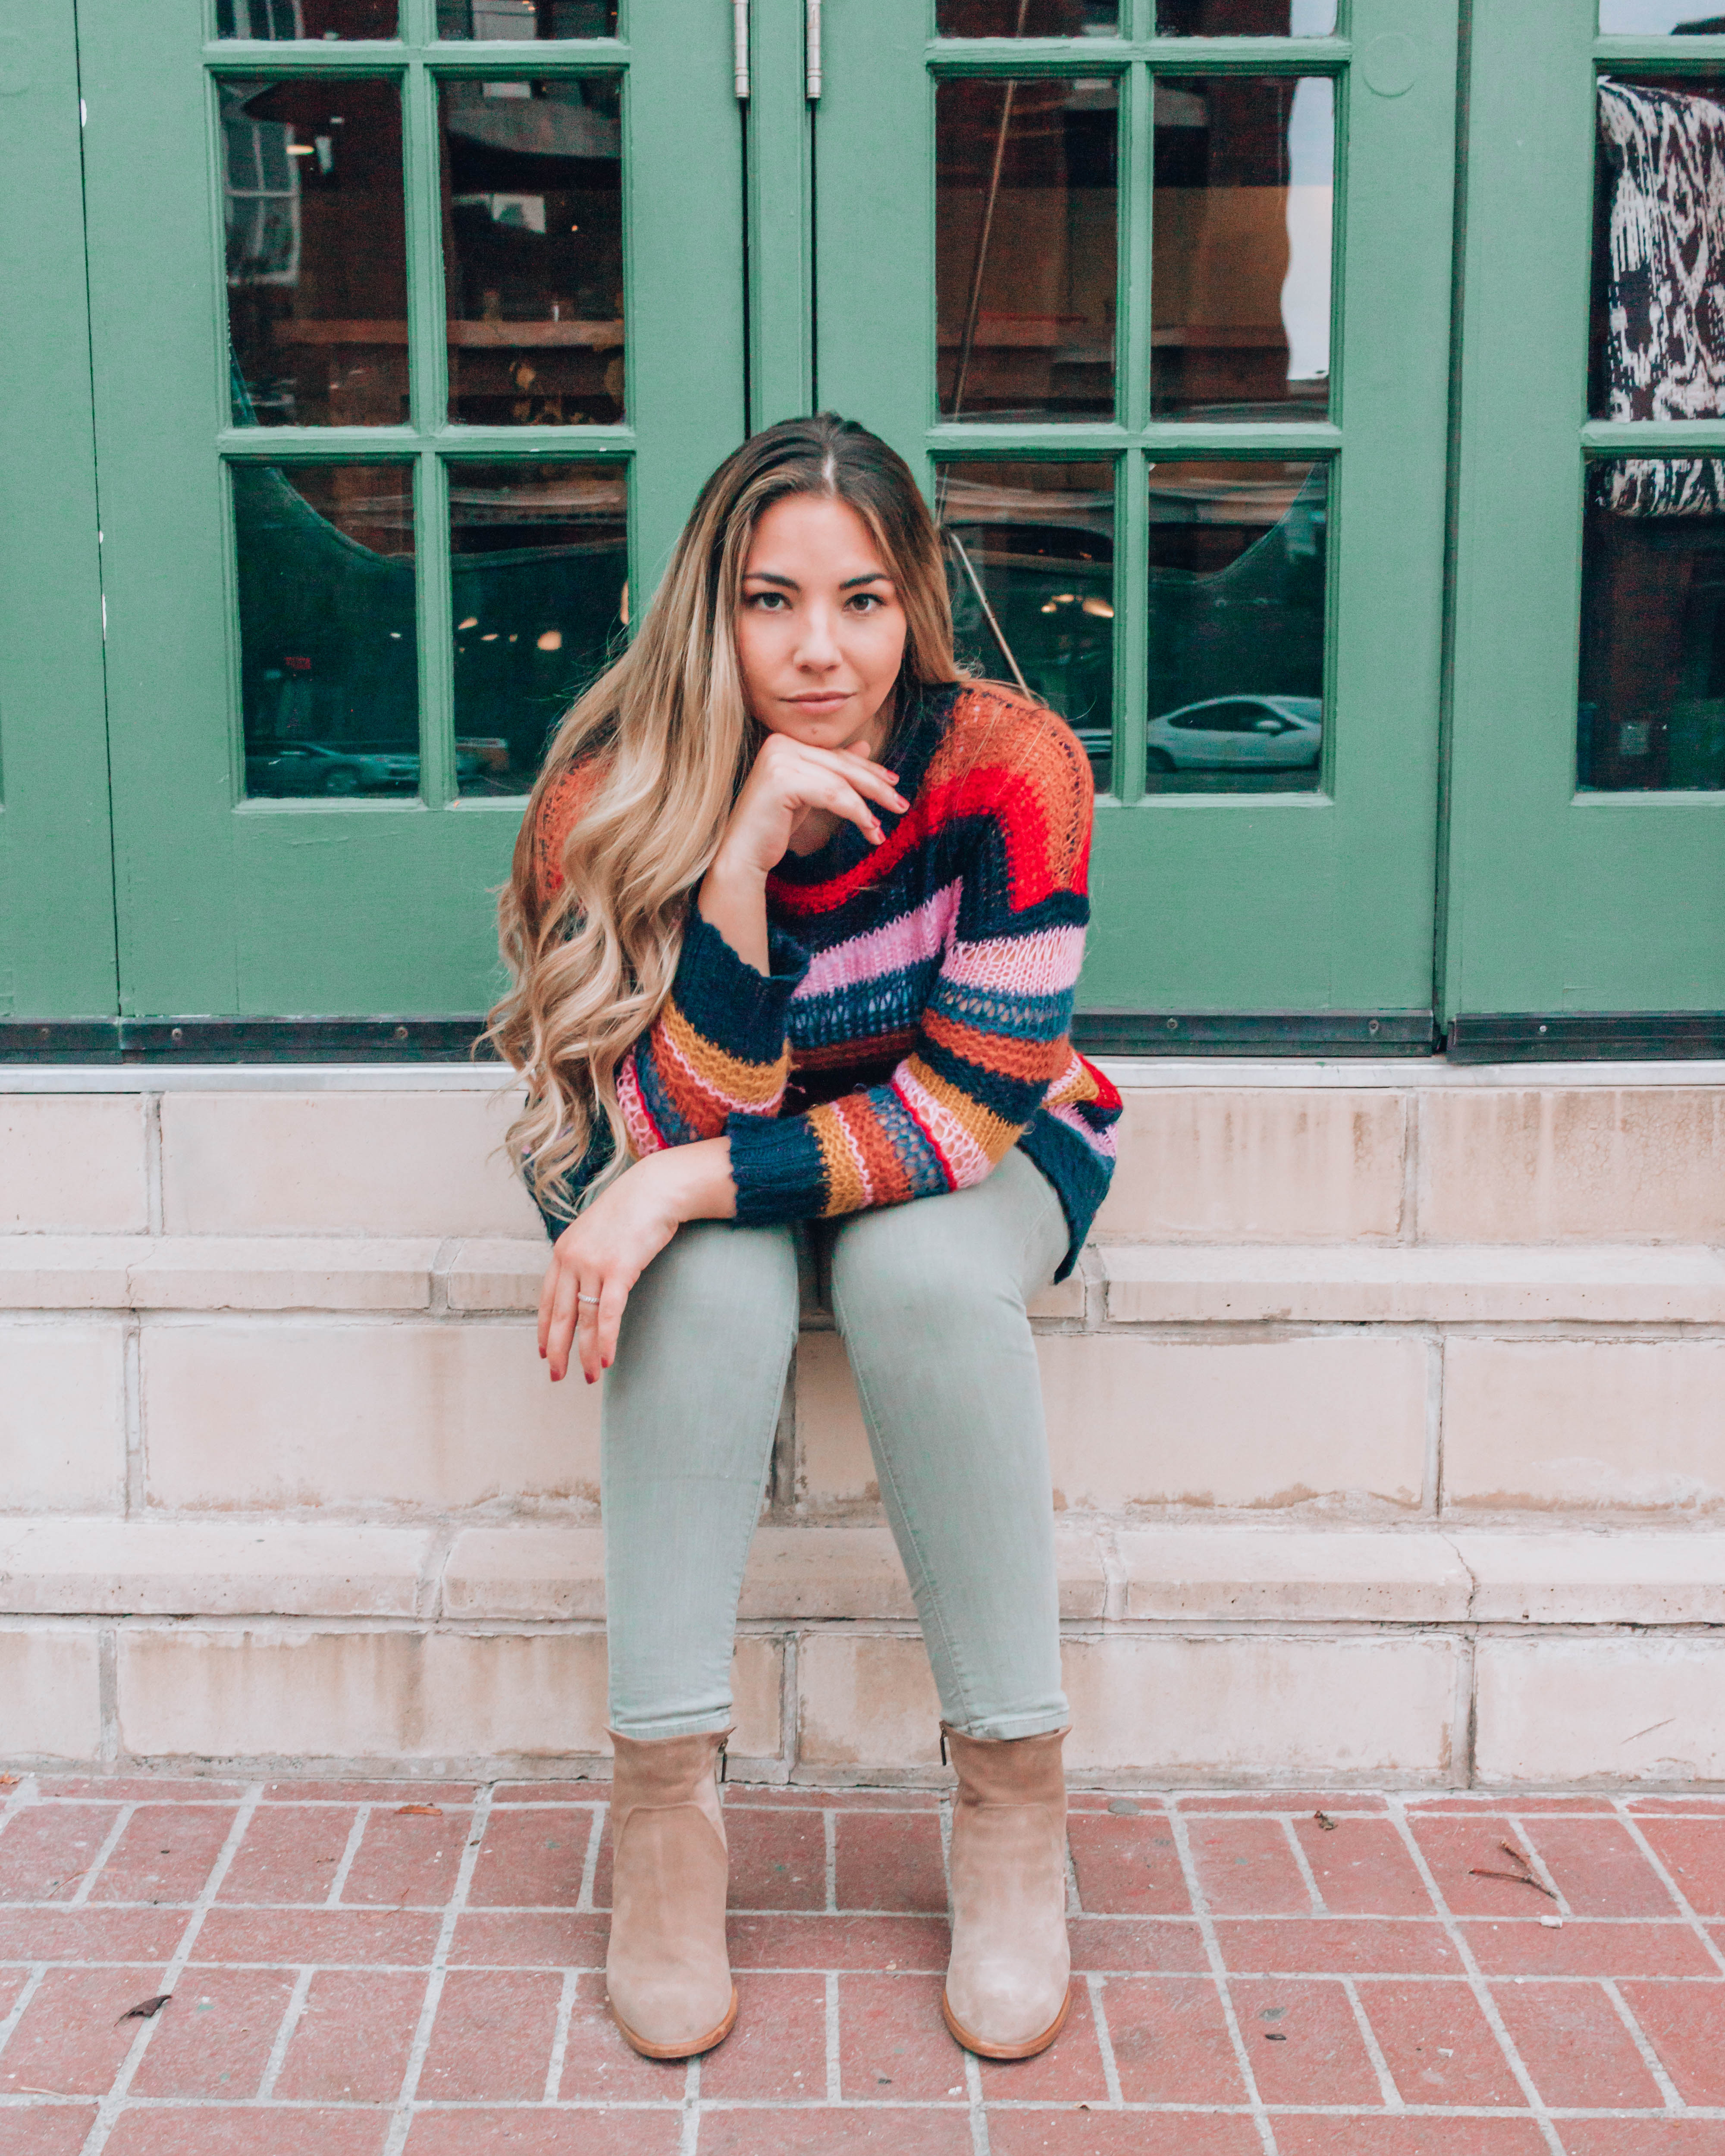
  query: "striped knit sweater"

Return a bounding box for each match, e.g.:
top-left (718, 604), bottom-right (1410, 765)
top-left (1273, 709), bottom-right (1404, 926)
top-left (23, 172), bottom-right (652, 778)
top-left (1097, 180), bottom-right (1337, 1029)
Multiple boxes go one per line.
top-left (527, 680), bottom-right (1121, 1278)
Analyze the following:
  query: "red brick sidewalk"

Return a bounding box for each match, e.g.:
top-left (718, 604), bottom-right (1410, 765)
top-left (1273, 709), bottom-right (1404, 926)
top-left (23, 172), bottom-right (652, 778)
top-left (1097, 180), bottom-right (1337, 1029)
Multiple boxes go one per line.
top-left (0, 1777), bottom-right (1722, 2155)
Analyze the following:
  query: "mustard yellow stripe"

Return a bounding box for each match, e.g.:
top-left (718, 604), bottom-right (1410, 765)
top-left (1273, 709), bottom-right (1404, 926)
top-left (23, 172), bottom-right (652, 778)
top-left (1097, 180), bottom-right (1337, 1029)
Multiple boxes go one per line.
top-left (809, 1102), bottom-right (869, 1215)
top-left (658, 998), bottom-right (789, 1109)
top-left (903, 1056), bottom-right (1021, 1164)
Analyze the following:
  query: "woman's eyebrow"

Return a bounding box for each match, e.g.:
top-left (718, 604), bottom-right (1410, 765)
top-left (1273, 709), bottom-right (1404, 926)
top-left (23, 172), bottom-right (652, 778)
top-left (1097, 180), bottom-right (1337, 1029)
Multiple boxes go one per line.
top-left (840, 571), bottom-right (892, 589)
top-left (743, 570), bottom-right (799, 590)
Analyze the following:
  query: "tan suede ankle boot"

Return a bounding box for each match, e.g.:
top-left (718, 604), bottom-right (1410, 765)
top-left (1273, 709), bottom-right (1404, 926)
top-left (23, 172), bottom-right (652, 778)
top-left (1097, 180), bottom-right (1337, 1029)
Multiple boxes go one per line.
top-left (941, 1724), bottom-right (1072, 2059)
top-left (604, 1728), bottom-right (737, 2059)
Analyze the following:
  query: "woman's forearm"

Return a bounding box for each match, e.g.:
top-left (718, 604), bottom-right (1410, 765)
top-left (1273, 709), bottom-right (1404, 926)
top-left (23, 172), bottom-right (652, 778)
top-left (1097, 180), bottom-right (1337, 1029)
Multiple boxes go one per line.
top-left (697, 855), bottom-right (771, 974)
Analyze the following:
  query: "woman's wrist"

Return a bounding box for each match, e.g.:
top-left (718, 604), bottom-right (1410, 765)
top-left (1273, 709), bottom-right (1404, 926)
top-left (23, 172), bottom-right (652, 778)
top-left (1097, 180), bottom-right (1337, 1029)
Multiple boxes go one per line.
top-left (638, 1136), bottom-right (737, 1224)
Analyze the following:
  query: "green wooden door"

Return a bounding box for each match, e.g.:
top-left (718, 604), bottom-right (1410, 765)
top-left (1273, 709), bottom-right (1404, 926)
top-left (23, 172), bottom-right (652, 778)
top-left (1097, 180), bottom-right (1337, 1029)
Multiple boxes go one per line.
top-left (0, 0), bottom-right (119, 1025)
top-left (815, 0), bottom-right (1457, 1041)
top-left (1444, 1), bottom-right (1725, 1046)
top-left (76, 0), bottom-right (744, 1022)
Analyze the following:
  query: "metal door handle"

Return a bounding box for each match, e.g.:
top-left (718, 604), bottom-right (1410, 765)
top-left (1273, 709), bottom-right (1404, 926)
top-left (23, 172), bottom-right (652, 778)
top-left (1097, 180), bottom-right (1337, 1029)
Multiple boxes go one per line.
top-left (807, 0), bottom-right (822, 99)
top-left (734, 0), bottom-right (749, 98)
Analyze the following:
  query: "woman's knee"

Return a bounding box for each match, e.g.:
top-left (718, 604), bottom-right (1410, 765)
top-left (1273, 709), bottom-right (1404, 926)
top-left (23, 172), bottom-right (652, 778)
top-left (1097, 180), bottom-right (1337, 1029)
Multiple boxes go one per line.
top-left (828, 1185), bottom-right (1024, 1342)
top-left (622, 1215), bottom-right (800, 1359)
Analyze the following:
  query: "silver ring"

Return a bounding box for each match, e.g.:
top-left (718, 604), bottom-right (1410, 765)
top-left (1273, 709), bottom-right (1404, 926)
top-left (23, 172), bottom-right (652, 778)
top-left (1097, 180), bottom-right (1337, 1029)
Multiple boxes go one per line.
top-left (577, 1293), bottom-right (601, 1306)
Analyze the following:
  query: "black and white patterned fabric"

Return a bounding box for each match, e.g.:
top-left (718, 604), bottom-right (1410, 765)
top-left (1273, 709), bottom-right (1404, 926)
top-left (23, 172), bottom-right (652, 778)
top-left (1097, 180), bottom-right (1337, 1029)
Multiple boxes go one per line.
top-left (1597, 78), bottom-right (1725, 514)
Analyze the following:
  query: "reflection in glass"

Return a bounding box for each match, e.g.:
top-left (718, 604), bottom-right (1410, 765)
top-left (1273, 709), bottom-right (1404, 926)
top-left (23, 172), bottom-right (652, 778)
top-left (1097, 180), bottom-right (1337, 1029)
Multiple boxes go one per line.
top-left (217, 0), bottom-right (399, 35)
top-left (222, 78), bottom-right (408, 427)
top-left (936, 0), bottom-right (1117, 31)
top-left (440, 78), bottom-right (624, 425)
top-left (1145, 461), bottom-right (1327, 793)
top-left (436, 0), bottom-right (618, 34)
top-left (1580, 461), bottom-right (1725, 790)
top-left (1152, 76), bottom-right (1333, 419)
top-left (449, 464), bottom-right (627, 795)
top-left (1156, 0), bottom-right (1336, 30)
top-left (1599, 3), bottom-right (1725, 29)
top-left (937, 463), bottom-right (1115, 793)
top-left (936, 78), bottom-right (1117, 420)
top-left (234, 464), bottom-right (418, 799)
top-left (1592, 78), bottom-right (1725, 420)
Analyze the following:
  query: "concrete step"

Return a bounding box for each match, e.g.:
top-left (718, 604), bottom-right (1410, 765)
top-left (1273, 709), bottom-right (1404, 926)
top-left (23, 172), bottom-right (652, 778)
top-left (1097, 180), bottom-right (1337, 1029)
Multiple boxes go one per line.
top-left (3, 1234), bottom-right (1721, 1524)
top-left (3, 1518), bottom-right (1723, 1786)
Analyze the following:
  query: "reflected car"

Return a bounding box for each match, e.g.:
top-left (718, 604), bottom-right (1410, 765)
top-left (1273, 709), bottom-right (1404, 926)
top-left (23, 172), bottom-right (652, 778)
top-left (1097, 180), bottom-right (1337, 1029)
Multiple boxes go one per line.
top-left (245, 744), bottom-right (487, 796)
top-left (1144, 695), bottom-right (1322, 773)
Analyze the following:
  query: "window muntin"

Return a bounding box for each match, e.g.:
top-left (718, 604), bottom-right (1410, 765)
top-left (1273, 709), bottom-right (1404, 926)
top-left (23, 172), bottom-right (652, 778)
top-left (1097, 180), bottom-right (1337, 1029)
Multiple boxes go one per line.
top-left (450, 462), bottom-right (627, 795)
top-left (440, 76), bottom-right (624, 426)
top-left (216, 1), bottom-right (400, 38)
top-left (937, 460), bottom-right (1115, 793)
top-left (1152, 75), bottom-right (1333, 420)
top-left (235, 463), bottom-right (417, 798)
top-left (1145, 460), bottom-right (1327, 794)
top-left (935, 76), bottom-right (1119, 421)
top-left (221, 78), bottom-right (407, 427)
top-left (1157, 0), bottom-right (1337, 30)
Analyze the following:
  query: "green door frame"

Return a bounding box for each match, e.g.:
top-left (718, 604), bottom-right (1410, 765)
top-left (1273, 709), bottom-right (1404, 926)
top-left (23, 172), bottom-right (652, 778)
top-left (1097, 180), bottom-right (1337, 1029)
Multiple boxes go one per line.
top-left (75, 0), bottom-right (745, 1023)
top-left (814, 0), bottom-right (1458, 1046)
top-left (1443, 0), bottom-right (1725, 1052)
top-left (0, 0), bottom-right (119, 1025)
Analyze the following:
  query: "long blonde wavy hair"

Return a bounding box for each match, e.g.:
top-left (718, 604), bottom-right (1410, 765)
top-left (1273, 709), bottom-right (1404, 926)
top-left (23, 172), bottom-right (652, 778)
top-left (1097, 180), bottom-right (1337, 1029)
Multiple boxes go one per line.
top-left (486, 414), bottom-right (961, 1213)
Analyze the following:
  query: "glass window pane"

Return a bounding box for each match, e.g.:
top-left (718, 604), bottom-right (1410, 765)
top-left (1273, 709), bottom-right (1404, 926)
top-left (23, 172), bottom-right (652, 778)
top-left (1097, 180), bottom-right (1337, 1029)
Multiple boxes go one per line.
top-left (936, 78), bottom-right (1117, 420)
top-left (1592, 78), bottom-right (1725, 419)
top-left (1152, 76), bottom-right (1332, 419)
top-left (216, 1), bottom-right (399, 36)
top-left (1580, 460), bottom-right (1725, 791)
top-left (937, 1), bottom-right (1118, 32)
top-left (1599, 4), bottom-right (1725, 29)
top-left (222, 78), bottom-right (407, 427)
top-left (1156, 0), bottom-right (1336, 29)
top-left (441, 77), bottom-right (624, 425)
top-left (937, 461), bottom-right (1115, 793)
top-left (436, 0), bottom-right (619, 35)
top-left (449, 462), bottom-right (627, 795)
top-left (1145, 460), bottom-right (1326, 793)
top-left (235, 464), bottom-right (417, 799)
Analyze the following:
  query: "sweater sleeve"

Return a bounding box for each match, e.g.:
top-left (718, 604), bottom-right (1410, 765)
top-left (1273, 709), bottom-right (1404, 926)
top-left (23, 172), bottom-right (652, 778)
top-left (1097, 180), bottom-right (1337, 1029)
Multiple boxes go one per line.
top-left (614, 910), bottom-right (809, 1156)
top-left (724, 715), bottom-right (1092, 1222)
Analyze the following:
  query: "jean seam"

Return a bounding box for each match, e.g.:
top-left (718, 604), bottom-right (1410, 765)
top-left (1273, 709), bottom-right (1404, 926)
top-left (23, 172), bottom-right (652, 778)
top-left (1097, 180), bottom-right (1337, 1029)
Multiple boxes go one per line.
top-left (829, 1269), bottom-right (980, 1736)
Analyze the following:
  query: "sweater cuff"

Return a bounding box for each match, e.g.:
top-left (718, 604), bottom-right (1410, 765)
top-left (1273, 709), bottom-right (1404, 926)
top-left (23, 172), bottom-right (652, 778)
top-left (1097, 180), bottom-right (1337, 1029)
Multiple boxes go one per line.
top-left (725, 1109), bottom-right (828, 1224)
top-left (672, 909), bottom-right (809, 1063)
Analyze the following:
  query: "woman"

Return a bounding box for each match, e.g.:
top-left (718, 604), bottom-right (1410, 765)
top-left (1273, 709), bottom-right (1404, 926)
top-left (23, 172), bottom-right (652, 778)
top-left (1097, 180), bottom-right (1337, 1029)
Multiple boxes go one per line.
top-left (489, 414), bottom-right (1120, 2066)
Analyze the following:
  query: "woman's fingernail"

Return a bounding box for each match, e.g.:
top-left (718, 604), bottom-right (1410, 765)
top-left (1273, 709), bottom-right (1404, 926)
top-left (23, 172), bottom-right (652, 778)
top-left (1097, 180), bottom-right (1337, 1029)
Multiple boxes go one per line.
top-left (585, 1372), bottom-right (595, 1385)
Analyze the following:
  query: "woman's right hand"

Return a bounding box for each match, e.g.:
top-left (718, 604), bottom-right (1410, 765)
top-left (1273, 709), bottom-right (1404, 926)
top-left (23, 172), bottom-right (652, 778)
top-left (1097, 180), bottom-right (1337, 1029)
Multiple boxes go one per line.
top-left (712, 732), bottom-right (908, 885)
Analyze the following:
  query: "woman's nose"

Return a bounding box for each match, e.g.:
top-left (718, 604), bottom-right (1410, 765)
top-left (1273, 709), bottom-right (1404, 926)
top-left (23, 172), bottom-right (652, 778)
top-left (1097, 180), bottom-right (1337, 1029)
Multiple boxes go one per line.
top-left (796, 610), bottom-right (842, 668)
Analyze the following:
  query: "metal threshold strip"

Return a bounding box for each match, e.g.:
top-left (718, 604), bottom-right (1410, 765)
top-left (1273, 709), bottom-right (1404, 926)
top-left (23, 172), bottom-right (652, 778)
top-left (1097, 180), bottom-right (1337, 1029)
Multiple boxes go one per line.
top-left (0, 1013), bottom-right (1721, 1064)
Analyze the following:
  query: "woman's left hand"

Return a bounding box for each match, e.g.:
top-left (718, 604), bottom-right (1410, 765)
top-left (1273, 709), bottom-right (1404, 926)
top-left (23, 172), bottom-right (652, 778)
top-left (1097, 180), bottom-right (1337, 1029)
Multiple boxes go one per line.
top-left (538, 1137), bottom-right (735, 1384)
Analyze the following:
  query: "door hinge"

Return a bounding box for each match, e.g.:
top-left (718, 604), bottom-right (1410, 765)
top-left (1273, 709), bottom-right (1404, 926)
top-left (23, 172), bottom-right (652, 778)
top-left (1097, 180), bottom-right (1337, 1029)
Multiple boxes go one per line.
top-left (733, 0), bottom-right (749, 98)
top-left (806, 0), bottom-right (822, 99)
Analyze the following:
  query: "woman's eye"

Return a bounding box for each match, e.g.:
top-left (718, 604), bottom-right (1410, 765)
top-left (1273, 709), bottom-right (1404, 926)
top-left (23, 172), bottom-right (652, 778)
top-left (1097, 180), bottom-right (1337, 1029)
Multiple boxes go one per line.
top-left (847, 592), bottom-right (882, 612)
top-left (747, 591), bottom-right (787, 610)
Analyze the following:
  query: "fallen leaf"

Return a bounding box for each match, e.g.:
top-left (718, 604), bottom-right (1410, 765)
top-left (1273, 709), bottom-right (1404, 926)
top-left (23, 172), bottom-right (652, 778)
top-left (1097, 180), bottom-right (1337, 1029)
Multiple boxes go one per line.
top-left (116, 1994), bottom-right (172, 2024)
top-left (1469, 1866), bottom-right (1559, 1901)
top-left (395, 1803), bottom-right (442, 1817)
top-left (1264, 2032), bottom-right (1287, 2041)
top-left (0, 1775), bottom-right (17, 1788)
top-left (1313, 1811), bottom-right (1337, 1831)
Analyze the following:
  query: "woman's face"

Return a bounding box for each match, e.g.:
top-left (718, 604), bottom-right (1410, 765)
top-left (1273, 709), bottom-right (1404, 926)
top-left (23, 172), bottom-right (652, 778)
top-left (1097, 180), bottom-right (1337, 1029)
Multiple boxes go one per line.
top-left (735, 494), bottom-right (909, 754)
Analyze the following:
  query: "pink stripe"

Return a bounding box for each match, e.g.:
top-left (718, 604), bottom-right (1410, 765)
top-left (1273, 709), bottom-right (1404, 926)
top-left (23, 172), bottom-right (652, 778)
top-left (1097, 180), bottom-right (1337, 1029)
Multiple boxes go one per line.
top-left (941, 924), bottom-right (1087, 997)
top-left (615, 1052), bottom-right (664, 1158)
top-left (656, 1020), bottom-right (784, 1120)
top-left (796, 882), bottom-right (962, 1001)
top-left (895, 1065), bottom-right (994, 1188)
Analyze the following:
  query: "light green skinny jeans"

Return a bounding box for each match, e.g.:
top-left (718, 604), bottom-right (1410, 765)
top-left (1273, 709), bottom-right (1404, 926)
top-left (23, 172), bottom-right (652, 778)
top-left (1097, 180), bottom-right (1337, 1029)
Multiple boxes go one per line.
top-left (601, 1145), bottom-right (1072, 1744)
